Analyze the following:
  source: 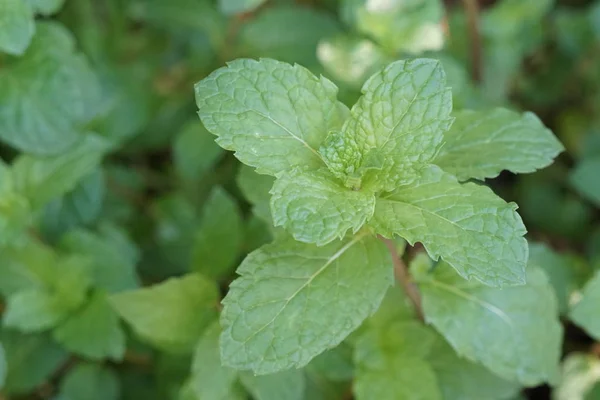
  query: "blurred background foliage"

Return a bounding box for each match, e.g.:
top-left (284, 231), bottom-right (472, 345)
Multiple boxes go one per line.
top-left (0, 0), bottom-right (599, 399)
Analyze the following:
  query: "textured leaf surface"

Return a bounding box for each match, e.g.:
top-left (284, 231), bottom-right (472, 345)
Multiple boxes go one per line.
top-left (0, 22), bottom-right (101, 155)
top-left (354, 321), bottom-right (441, 400)
top-left (57, 363), bottom-right (120, 400)
top-left (434, 108), bottom-right (564, 181)
top-left (0, 0), bottom-right (34, 55)
top-left (220, 234), bottom-right (393, 374)
top-left (53, 291), bottom-right (125, 361)
top-left (320, 59), bottom-right (452, 191)
top-left (270, 168), bottom-right (375, 245)
top-left (415, 261), bottom-right (562, 385)
top-left (110, 274), bottom-right (219, 353)
top-left (240, 369), bottom-right (305, 400)
top-left (12, 135), bottom-right (109, 209)
top-left (570, 157), bottom-right (600, 207)
top-left (191, 322), bottom-right (239, 400)
top-left (192, 187), bottom-right (243, 279)
top-left (570, 270), bottom-right (600, 340)
top-left (195, 58), bottom-right (348, 175)
top-left (370, 165), bottom-right (527, 286)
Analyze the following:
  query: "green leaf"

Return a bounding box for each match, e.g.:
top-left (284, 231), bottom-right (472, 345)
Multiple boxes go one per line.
top-left (195, 58), bottom-right (348, 176)
top-left (341, 0), bottom-right (444, 54)
top-left (554, 353), bottom-right (600, 400)
top-left (240, 369), bottom-right (305, 400)
top-left (0, 342), bottom-right (5, 389)
top-left (220, 234), bottom-right (392, 374)
top-left (237, 165), bottom-right (274, 223)
top-left (57, 363), bottom-right (120, 400)
top-left (0, 22), bottom-right (101, 155)
top-left (570, 270), bottom-right (600, 340)
top-left (270, 168), bottom-right (375, 245)
top-left (308, 344), bottom-right (354, 382)
top-left (370, 165), bottom-right (527, 286)
top-left (414, 261), bottom-right (562, 385)
top-left (1, 330), bottom-right (67, 395)
top-left (570, 157), bottom-right (600, 207)
top-left (0, 0), bottom-right (34, 55)
top-left (0, 161), bottom-right (31, 246)
top-left (110, 273), bottom-right (219, 353)
top-left (434, 108), bottom-right (564, 181)
top-left (237, 6), bottom-right (340, 68)
top-left (353, 321), bottom-right (441, 400)
top-left (12, 134), bottom-right (109, 209)
top-left (219, 0), bottom-right (265, 15)
top-left (320, 59), bottom-right (452, 191)
top-left (25, 0), bottom-right (65, 15)
top-left (191, 322), bottom-right (239, 400)
top-left (173, 120), bottom-right (223, 184)
top-left (53, 291), bottom-right (126, 361)
top-left (192, 187), bottom-right (243, 279)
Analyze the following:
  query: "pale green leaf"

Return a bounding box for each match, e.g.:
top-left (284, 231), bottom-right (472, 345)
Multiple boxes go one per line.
top-left (219, 0), bottom-right (265, 15)
top-left (192, 187), bottom-right (243, 279)
top-left (191, 322), bottom-right (239, 400)
top-left (240, 369), bottom-right (305, 400)
top-left (237, 6), bottom-right (340, 68)
top-left (320, 59), bottom-right (452, 191)
top-left (554, 353), bottom-right (600, 400)
top-left (353, 321), bottom-right (441, 400)
top-left (24, 0), bottom-right (65, 14)
top-left (342, 0), bottom-right (444, 54)
top-left (53, 291), bottom-right (125, 361)
top-left (415, 261), bottom-right (562, 386)
top-left (0, 22), bottom-right (101, 155)
top-left (237, 165), bottom-right (274, 223)
top-left (270, 168), bottom-right (375, 245)
top-left (173, 120), bottom-right (223, 183)
top-left (12, 134), bottom-right (109, 209)
top-left (110, 273), bottom-right (219, 353)
top-left (57, 363), bottom-right (120, 400)
top-left (434, 108), bottom-right (564, 181)
top-left (220, 234), bottom-right (393, 374)
top-left (4, 290), bottom-right (68, 332)
top-left (370, 165), bottom-right (527, 286)
top-left (570, 157), bottom-right (600, 207)
top-left (195, 58), bottom-right (348, 176)
top-left (0, 0), bottom-right (34, 55)
top-left (1, 330), bottom-right (67, 395)
top-left (571, 270), bottom-right (600, 340)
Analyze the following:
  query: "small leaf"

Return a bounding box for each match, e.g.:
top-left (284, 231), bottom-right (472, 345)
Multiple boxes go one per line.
top-left (270, 168), bottom-right (375, 245)
top-left (0, 0), bottom-right (34, 55)
top-left (370, 165), bottom-right (527, 286)
top-left (192, 187), bottom-right (243, 279)
top-left (191, 322), bottom-right (239, 400)
top-left (415, 261), bottom-right (562, 386)
top-left (0, 22), bottom-right (101, 155)
top-left (53, 291), bottom-right (126, 361)
top-left (570, 157), bottom-right (600, 207)
top-left (110, 273), bottom-right (219, 353)
top-left (240, 369), bottom-right (305, 400)
top-left (195, 58), bottom-right (348, 176)
top-left (320, 59), bottom-right (452, 191)
top-left (220, 234), bottom-right (393, 374)
top-left (570, 270), bottom-right (600, 340)
top-left (434, 108), bottom-right (564, 181)
top-left (57, 363), bottom-right (120, 400)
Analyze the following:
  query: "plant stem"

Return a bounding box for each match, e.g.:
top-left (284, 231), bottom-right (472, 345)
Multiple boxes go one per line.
top-left (462, 0), bottom-right (483, 82)
top-left (381, 238), bottom-right (425, 322)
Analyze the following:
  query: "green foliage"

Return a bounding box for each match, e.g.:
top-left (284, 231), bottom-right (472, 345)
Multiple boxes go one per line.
top-left (0, 0), bottom-right (598, 398)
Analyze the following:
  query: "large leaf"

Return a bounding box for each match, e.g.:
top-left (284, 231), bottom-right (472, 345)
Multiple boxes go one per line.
top-left (270, 168), bottom-right (375, 245)
top-left (0, 22), bottom-right (101, 155)
top-left (220, 234), bottom-right (393, 374)
top-left (434, 108), bottom-right (564, 181)
top-left (370, 165), bottom-right (527, 286)
top-left (570, 270), bottom-right (600, 340)
top-left (319, 59), bottom-right (452, 191)
top-left (0, 0), bottom-right (34, 55)
top-left (109, 273), bottom-right (219, 353)
top-left (195, 58), bottom-right (348, 176)
top-left (414, 261), bottom-right (562, 385)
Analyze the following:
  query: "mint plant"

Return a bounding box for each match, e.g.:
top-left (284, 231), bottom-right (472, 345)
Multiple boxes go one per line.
top-left (195, 57), bottom-right (564, 376)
